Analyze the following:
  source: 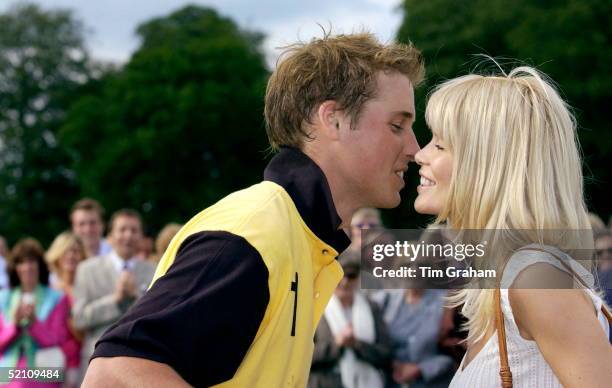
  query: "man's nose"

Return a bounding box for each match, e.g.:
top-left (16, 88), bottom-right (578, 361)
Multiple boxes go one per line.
top-left (404, 129), bottom-right (421, 161)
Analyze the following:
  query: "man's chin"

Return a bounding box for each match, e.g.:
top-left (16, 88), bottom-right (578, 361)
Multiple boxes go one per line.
top-left (375, 194), bottom-right (402, 209)
top-left (117, 249), bottom-right (134, 259)
top-left (83, 237), bottom-right (97, 246)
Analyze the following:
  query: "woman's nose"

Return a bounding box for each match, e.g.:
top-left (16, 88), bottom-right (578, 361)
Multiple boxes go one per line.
top-left (414, 148), bottom-right (426, 166)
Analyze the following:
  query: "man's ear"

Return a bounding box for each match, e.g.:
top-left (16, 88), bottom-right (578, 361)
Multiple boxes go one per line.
top-left (315, 100), bottom-right (342, 141)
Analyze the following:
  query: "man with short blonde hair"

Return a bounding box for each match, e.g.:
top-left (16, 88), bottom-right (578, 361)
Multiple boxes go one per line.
top-left (70, 198), bottom-right (112, 258)
top-left (86, 31), bottom-right (424, 387)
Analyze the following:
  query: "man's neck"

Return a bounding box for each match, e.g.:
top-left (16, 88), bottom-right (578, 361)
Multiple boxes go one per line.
top-left (339, 295), bottom-right (354, 308)
top-left (87, 240), bottom-right (101, 257)
top-left (112, 249), bottom-right (132, 261)
top-left (405, 288), bottom-right (425, 304)
top-left (301, 146), bottom-right (358, 230)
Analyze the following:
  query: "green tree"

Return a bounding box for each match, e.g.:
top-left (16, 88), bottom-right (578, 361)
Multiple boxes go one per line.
top-left (388, 0), bottom-right (612, 228)
top-left (60, 5), bottom-right (270, 234)
top-left (0, 3), bottom-right (92, 245)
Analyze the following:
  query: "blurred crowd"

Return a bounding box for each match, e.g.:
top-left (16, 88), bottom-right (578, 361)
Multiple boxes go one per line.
top-left (0, 202), bottom-right (610, 388)
top-left (307, 209), bottom-right (612, 388)
top-left (0, 199), bottom-right (181, 388)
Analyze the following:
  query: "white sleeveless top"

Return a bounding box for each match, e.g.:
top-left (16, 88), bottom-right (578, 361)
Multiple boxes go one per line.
top-left (449, 245), bottom-right (610, 388)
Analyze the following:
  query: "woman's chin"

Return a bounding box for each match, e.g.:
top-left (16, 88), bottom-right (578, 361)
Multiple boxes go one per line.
top-left (414, 198), bottom-right (439, 216)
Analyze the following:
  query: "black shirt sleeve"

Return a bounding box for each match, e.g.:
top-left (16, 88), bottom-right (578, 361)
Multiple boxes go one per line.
top-left (91, 230), bottom-right (270, 387)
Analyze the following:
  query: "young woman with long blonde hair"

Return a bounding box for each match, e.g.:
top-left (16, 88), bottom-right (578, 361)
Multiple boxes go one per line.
top-left (414, 66), bottom-right (612, 387)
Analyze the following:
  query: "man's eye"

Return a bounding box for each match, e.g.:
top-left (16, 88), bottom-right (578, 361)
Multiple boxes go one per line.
top-left (391, 124), bottom-right (404, 132)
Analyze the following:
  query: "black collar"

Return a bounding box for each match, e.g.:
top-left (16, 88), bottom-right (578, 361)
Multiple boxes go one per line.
top-left (264, 147), bottom-right (351, 253)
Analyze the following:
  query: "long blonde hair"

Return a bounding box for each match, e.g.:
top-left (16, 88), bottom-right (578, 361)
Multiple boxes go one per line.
top-left (425, 66), bottom-right (591, 343)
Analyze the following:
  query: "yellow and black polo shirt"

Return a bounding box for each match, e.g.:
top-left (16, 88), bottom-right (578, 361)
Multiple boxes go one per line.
top-left (92, 147), bottom-right (351, 387)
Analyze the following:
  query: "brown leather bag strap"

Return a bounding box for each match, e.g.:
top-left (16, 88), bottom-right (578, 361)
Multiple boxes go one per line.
top-left (602, 303), bottom-right (612, 323)
top-left (494, 287), bottom-right (513, 388)
top-left (495, 247), bottom-right (612, 388)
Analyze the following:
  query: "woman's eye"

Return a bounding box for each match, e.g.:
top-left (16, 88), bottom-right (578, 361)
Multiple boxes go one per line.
top-left (434, 144), bottom-right (445, 151)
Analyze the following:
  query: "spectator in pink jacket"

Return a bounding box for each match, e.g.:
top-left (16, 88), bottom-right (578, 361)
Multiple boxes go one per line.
top-left (0, 238), bottom-right (69, 387)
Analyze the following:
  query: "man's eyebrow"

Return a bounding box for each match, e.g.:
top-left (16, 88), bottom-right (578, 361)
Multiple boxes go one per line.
top-left (392, 110), bottom-right (415, 120)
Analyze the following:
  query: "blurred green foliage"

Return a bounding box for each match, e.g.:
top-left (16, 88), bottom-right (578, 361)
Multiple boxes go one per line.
top-left (0, 3), bottom-right (91, 245)
top-left (1, 4), bottom-right (269, 245)
top-left (386, 0), bottom-right (611, 228)
top-left (58, 5), bottom-right (270, 239)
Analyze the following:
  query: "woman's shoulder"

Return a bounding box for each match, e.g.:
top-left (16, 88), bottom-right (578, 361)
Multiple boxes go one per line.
top-left (501, 244), bottom-right (594, 289)
top-left (507, 286), bottom-right (606, 341)
top-left (500, 245), bottom-right (606, 339)
top-left (38, 285), bottom-right (70, 311)
top-left (39, 284), bottom-right (65, 299)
